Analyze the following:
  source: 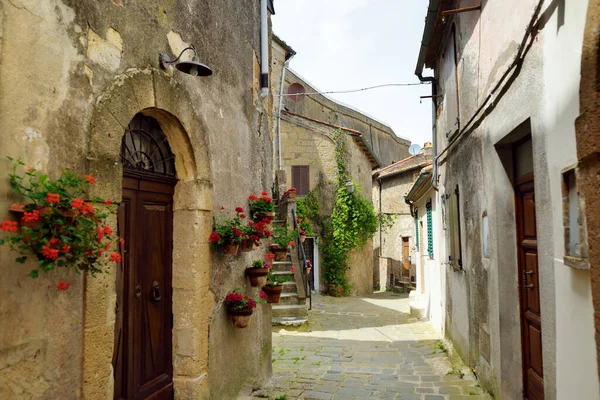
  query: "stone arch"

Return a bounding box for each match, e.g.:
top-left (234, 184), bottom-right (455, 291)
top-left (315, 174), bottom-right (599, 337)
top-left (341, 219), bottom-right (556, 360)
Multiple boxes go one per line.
top-left (82, 68), bottom-right (213, 399)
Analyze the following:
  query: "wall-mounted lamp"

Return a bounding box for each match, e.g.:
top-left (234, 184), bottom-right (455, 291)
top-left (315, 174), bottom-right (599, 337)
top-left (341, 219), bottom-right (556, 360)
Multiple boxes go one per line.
top-left (159, 45), bottom-right (212, 77)
top-left (345, 180), bottom-right (355, 193)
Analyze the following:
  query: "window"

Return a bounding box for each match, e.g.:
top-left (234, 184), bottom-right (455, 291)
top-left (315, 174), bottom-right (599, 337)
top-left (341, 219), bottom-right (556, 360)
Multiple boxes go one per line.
top-left (482, 213), bottom-right (490, 258)
top-left (447, 185), bottom-right (462, 269)
top-left (426, 200), bottom-right (433, 258)
top-left (292, 165), bottom-right (310, 196)
top-left (562, 167), bottom-right (588, 269)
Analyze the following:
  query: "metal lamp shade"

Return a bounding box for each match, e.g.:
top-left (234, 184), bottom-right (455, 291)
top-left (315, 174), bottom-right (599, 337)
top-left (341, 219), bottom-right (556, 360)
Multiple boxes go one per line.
top-left (176, 56), bottom-right (212, 76)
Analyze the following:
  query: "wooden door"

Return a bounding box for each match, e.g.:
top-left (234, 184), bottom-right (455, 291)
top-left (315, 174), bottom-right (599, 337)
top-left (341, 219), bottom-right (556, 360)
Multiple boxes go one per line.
top-left (114, 176), bottom-right (175, 400)
top-left (516, 173), bottom-right (544, 400)
top-left (114, 113), bottom-right (177, 400)
top-left (303, 237), bottom-right (315, 291)
top-left (402, 237), bottom-right (410, 271)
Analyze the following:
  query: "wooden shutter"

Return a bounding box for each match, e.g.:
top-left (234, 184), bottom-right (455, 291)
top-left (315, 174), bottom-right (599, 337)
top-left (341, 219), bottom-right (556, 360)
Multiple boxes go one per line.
top-left (292, 165), bottom-right (310, 196)
top-left (426, 200), bottom-right (433, 258)
top-left (447, 185), bottom-right (462, 268)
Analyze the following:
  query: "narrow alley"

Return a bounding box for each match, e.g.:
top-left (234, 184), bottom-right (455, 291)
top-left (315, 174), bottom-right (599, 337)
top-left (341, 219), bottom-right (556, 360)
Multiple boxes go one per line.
top-left (248, 294), bottom-right (489, 400)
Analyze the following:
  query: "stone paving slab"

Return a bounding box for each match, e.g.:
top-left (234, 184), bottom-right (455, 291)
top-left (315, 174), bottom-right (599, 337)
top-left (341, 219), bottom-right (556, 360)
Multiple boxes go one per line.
top-left (243, 293), bottom-right (490, 400)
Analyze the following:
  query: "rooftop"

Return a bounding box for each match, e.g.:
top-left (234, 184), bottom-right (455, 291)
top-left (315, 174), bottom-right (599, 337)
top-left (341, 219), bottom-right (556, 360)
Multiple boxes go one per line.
top-left (373, 146), bottom-right (433, 180)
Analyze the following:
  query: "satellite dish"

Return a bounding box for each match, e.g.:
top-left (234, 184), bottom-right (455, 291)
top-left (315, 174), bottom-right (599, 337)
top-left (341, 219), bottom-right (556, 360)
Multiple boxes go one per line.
top-left (287, 83), bottom-right (306, 102)
top-left (408, 144), bottom-right (422, 156)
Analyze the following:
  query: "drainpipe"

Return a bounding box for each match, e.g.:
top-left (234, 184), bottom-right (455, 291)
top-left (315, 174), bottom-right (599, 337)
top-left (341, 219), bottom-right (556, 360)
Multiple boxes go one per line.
top-left (260, 0), bottom-right (269, 98)
top-left (378, 179), bottom-right (383, 256)
top-left (415, 0), bottom-right (440, 190)
top-left (277, 53), bottom-right (295, 170)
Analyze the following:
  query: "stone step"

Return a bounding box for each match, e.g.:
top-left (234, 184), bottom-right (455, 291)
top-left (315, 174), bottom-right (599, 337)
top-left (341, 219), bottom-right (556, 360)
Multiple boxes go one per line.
top-left (272, 262), bottom-right (294, 272)
top-left (278, 292), bottom-right (305, 306)
top-left (272, 270), bottom-right (294, 276)
top-left (272, 316), bottom-right (308, 327)
top-left (281, 281), bottom-right (298, 294)
top-left (271, 304), bottom-right (308, 318)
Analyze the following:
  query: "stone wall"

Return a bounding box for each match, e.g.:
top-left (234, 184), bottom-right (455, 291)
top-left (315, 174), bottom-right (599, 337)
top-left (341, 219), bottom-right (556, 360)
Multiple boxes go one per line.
top-left (0, 1), bottom-right (274, 399)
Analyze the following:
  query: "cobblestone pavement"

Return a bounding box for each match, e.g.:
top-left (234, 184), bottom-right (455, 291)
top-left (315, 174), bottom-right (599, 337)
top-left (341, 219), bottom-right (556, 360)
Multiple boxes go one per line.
top-left (247, 292), bottom-right (490, 400)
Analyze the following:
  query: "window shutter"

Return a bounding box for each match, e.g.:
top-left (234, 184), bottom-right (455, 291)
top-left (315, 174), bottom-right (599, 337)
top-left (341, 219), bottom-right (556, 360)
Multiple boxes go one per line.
top-left (292, 165), bottom-right (310, 196)
top-left (426, 200), bottom-right (433, 258)
top-left (447, 185), bottom-right (462, 268)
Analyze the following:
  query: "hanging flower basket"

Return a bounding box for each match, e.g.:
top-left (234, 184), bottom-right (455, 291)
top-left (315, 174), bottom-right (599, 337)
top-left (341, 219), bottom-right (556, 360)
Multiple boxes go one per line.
top-left (261, 284), bottom-right (283, 303)
top-left (223, 243), bottom-right (239, 255)
top-left (300, 233), bottom-right (307, 243)
top-left (227, 307), bottom-right (254, 328)
top-left (0, 158), bottom-right (122, 286)
top-left (269, 244), bottom-right (289, 261)
top-left (225, 289), bottom-right (258, 329)
top-left (240, 239), bottom-right (254, 252)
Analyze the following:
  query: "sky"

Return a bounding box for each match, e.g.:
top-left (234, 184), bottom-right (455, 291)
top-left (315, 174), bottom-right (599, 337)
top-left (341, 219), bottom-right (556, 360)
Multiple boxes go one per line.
top-left (272, 0), bottom-right (433, 146)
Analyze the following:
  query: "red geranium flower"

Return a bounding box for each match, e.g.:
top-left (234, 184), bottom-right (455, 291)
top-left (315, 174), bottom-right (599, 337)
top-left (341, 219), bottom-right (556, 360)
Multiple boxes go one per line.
top-left (42, 246), bottom-right (59, 260)
top-left (57, 281), bottom-right (71, 290)
top-left (259, 291), bottom-right (268, 299)
top-left (1, 220), bottom-right (18, 232)
top-left (289, 241), bottom-right (296, 247)
top-left (71, 198), bottom-right (84, 210)
top-left (46, 193), bottom-right (60, 203)
top-left (105, 199), bottom-right (112, 206)
top-left (265, 252), bottom-right (275, 261)
top-left (49, 238), bottom-right (59, 246)
top-left (62, 245), bottom-right (71, 253)
top-left (84, 175), bottom-right (95, 185)
top-left (102, 226), bottom-right (113, 236)
top-left (235, 207), bottom-right (244, 213)
top-left (290, 265), bottom-right (297, 274)
top-left (249, 194), bottom-right (258, 200)
top-left (261, 191), bottom-right (268, 196)
top-left (209, 232), bottom-right (221, 243)
top-left (22, 210), bottom-right (40, 223)
top-left (240, 214), bottom-right (246, 219)
top-left (109, 252), bottom-right (122, 263)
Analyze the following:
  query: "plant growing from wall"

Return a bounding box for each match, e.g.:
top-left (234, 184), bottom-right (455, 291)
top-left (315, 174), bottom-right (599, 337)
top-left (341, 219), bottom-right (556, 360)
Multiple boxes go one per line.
top-left (0, 158), bottom-right (121, 287)
top-left (320, 131), bottom-right (379, 295)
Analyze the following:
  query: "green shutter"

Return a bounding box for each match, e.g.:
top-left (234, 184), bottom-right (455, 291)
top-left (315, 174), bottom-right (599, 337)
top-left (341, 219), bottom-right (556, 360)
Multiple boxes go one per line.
top-left (426, 200), bottom-right (433, 258)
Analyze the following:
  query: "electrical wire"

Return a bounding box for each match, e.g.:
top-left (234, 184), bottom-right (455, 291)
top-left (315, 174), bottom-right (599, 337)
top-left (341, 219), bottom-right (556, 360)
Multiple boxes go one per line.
top-left (274, 81), bottom-right (430, 97)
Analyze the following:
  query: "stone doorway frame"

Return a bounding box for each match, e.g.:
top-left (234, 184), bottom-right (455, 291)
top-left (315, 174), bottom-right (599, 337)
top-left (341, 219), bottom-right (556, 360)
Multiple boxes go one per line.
top-left (82, 69), bottom-right (213, 399)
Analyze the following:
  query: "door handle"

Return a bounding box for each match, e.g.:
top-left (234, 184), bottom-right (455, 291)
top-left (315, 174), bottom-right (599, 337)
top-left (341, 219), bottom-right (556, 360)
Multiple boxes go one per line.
top-left (151, 281), bottom-right (162, 302)
top-left (135, 285), bottom-right (142, 299)
top-left (522, 270), bottom-right (534, 289)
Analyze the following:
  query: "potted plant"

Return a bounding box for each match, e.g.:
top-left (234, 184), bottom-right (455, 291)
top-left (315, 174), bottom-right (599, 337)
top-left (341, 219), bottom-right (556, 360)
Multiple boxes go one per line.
top-left (209, 207), bottom-right (245, 255)
top-left (240, 218), bottom-right (273, 252)
top-left (305, 259), bottom-right (312, 275)
top-left (245, 255), bottom-right (273, 287)
top-left (270, 225), bottom-right (298, 261)
top-left (248, 192), bottom-right (275, 221)
top-left (282, 187), bottom-right (297, 200)
top-left (224, 288), bottom-right (258, 328)
top-left (0, 158), bottom-right (122, 287)
top-left (262, 264), bottom-right (296, 303)
top-left (299, 227), bottom-right (307, 243)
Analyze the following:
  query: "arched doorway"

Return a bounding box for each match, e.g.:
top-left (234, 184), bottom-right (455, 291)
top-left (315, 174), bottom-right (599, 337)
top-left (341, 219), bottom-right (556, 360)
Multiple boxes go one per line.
top-left (113, 113), bottom-right (177, 400)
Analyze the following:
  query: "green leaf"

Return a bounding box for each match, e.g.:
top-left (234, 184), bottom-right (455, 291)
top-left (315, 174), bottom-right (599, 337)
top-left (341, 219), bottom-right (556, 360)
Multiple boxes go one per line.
top-left (28, 269), bottom-right (38, 278)
top-left (0, 239), bottom-right (4, 245)
top-left (16, 256), bottom-right (27, 264)
top-left (60, 235), bottom-right (71, 244)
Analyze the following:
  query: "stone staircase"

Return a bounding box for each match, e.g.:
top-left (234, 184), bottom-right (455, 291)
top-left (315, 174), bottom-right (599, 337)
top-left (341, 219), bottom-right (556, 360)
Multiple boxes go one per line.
top-left (270, 260), bottom-right (308, 326)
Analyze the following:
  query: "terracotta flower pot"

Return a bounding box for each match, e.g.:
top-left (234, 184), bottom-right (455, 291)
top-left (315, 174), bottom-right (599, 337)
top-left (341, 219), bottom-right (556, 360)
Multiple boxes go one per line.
top-left (305, 267), bottom-right (312, 276)
top-left (227, 307), bottom-right (253, 328)
top-left (246, 267), bottom-right (269, 287)
top-left (269, 245), bottom-right (289, 261)
top-left (266, 211), bottom-right (275, 220)
top-left (240, 239), bottom-right (254, 252)
top-left (223, 243), bottom-right (239, 255)
top-left (328, 284), bottom-right (343, 297)
top-left (300, 234), bottom-right (307, 243)
top-left (262, 285), bottom-right (283, 303)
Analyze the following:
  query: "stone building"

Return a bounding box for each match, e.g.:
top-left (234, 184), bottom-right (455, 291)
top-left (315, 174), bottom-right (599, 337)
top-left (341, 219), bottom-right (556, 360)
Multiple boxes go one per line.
top-left (415, 0), bottom-right (600, 399)
top-left (373, 144), bottom-right (433, 291)
top-left (271, 38), bottom-right (410, 295)
top-left (0, 1), bottom-right (277, 399)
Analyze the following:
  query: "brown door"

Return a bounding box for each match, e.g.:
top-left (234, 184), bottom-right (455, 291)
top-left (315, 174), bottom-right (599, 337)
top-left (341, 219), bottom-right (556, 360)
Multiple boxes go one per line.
top-left (113, 113), bottom-right (177, 400)
top-left (515, 173), bottom-right (544, 400)
top-left (402, 237), bottom-right (410, 271)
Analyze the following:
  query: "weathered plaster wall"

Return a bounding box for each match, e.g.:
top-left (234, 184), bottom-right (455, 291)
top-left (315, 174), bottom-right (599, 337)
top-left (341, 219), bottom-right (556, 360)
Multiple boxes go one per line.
top-left (430, 0), bottom-right (600, 398)
top-left (0, 1), bottom-right (274, 399)
top-left (577, 0), bottom-right (600, 387)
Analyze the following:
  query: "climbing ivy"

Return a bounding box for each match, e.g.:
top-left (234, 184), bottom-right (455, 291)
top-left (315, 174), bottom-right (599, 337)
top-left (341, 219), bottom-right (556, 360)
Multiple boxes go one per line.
top-left (320, 131), bottom-right (380, 295)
